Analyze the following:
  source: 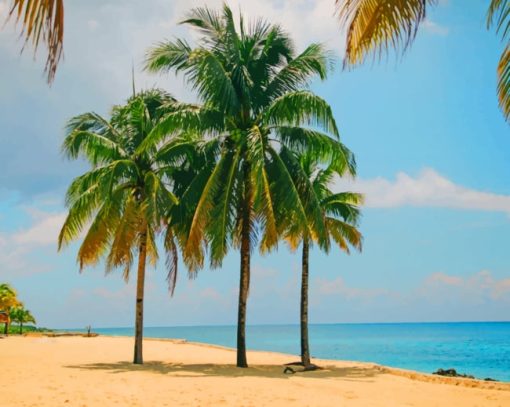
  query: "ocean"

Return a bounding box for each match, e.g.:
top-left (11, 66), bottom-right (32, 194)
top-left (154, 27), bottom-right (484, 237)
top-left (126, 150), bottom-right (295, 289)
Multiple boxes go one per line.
top-left (79, 322), bottom-right (510, 382)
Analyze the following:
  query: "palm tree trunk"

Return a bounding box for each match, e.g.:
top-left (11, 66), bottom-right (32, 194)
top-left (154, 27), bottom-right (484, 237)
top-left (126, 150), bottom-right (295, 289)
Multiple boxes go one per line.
top-left (301, 238), bottom-right (311, 367)
top-left (133, 228), bottom-right (148, 365)
top-left (3, 322), bottom-right (7, 336)
top-left (20, 322), bottom-right (23, 335)
top-left (237, 164), bottom-right (252, 368)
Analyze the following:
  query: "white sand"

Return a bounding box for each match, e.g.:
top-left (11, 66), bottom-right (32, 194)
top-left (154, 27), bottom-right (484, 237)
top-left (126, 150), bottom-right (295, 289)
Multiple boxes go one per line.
top-left (1, 335), bottom-right (508, 406)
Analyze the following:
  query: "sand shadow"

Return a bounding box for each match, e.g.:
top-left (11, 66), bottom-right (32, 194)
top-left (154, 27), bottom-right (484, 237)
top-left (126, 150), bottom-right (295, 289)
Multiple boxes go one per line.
top-left (66, 360), bottom-right (381, 381)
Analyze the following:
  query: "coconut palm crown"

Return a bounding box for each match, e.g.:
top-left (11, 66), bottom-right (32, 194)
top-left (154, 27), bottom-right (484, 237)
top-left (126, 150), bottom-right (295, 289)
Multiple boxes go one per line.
top-left (58, 89), bottom-right (191, 364)
top-left (145, 4), bottom-right (355, 367)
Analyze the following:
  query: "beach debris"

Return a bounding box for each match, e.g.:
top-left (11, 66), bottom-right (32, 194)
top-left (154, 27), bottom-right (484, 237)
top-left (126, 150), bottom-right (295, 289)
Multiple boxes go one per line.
top-left (283, 366), bottom-right (296, 374)
top-left (433, 368), bottom-right (499, 382)
top-left (433, 368), bottom-right (475, 379)
top-left (283, 362), bottom-right (322, 374)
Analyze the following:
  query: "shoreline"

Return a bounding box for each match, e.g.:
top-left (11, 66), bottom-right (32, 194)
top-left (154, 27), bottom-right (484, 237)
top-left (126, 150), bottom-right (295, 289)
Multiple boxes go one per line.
top-left (2, 335), bottom-right (509, 406)
top-left (23, 331), bottom-right (510, 389)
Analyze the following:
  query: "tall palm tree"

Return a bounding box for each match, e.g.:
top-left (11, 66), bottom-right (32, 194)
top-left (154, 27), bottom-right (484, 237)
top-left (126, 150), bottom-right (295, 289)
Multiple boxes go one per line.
top-left (287, 153), bottom-right (363, 369)
top-left (10, 306), bottom-right (36, 335)
top-left (145, 5), bottom-right (352, 367)
top-left (336, 0), bottom-right (510, 121)
top-left (58, 89), bottom-right (189, 364)
top-left (0, 283), bottom-right (21, 335)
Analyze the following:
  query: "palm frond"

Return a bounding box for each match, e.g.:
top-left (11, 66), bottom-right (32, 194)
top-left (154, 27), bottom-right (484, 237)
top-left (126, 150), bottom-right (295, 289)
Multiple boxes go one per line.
top-left (266, 43), bottom-right (332, 99)
top-left (497, 45), bottom-right (510, 120)
top-left (488, 1), bottom-right (510, 120)
top-left (183, 151), bottom-right (233, 272)
top-left (208, 150), bottom-right (242, 267)
top-left (8, 0), bottom-right (64, 83)
top-left (337, 0), bottom-right (433, 67)
top-left (144, 39), bottom-right (192, 74)
top-left (139, 104), bottom-right (223, 154)
top-left (180, 6), bottom-right (224, 41)
top-left (248, 126), bottom-right (278, 253)
top-left (279, 147), bottom-right (329, 249)
top-left (326, 217), bottom-right (363, 253)
top-left (105, 197), bottom-right (141, 280)
top-left (264, 91), bottom-right (339, 137)
top-left (273, 127), bottom-right (355, 175)
top-left (164, 227), bottom-right (179, 296)
top-left (76, 193), bottom-right (124, 271)
top-left (265, 146), bottom-right (312, 244)
top-left (488, 0), bottom-right (510, 38)
top-left (186, 48), bottom-right (241, 114)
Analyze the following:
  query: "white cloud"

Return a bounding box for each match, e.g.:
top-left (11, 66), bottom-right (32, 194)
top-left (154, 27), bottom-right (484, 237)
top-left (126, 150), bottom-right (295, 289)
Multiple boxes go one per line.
top-left (334, 168), bottom-right (510, 216)
top-left (312, 270), bottom-right (510, 322)
top-left (0, 209), bottom-right (65, 277)
top-left (0, 1), bottom-right (7, 17)
top-left (316, 276), bottom-right (390, 301)
top-left (87, 19), bottom-right (99, 31)
top-left (422, 19), bottom-right (449, 36)
top-left (13, 211), bottom-right (66, 246)
top-left (418, 270), bottom-right (510, 304)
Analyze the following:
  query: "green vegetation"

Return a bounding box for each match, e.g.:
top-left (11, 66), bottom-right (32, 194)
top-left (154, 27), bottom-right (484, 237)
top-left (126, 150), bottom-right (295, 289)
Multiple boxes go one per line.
top-left (0, 283), bottom-right (38, 336)
top-left (6, 325), bottom-right (51, 335)
top-left (10, 306), bottom-right (36, 335)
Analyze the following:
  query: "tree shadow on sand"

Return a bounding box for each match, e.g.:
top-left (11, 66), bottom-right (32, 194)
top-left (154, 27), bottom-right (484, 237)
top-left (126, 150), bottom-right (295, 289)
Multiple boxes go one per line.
top-left (65, 361), bottom-right (382, 381)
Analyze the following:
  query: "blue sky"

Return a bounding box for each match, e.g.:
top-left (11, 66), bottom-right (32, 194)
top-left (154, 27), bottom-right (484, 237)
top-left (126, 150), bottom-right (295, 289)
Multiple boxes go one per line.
top-left (1, 0), bottom-right (509, 329)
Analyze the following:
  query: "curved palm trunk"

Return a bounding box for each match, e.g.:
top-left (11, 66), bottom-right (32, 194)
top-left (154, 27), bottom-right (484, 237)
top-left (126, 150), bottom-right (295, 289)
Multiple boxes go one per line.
top-left (237, 164), bottom-right (252, 368)
top-left (300, 238), bottom-right (311, 367)
top-left (133, 228), bottom-right (148, 365)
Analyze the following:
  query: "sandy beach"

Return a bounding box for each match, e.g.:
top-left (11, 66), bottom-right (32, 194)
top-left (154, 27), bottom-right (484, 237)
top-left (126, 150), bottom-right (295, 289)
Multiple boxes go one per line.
top-left (0, 335), bottom-right (508, 406)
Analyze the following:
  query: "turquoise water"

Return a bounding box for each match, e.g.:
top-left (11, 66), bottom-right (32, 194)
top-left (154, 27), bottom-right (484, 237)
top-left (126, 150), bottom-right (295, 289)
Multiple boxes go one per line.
top-left (81, 322), bottom-right (510, 382)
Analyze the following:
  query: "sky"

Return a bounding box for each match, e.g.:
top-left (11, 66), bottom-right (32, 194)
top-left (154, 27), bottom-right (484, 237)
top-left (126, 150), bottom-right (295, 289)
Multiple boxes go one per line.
top-left (1, 0), bottom-right (509, 329)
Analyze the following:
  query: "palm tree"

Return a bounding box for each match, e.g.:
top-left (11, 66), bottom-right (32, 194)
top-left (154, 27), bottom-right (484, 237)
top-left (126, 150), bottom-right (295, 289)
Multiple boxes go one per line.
top-left (0, 283), bottom-right (21, 335)
top-left (58, 89), bottom-right (190, 364)
top-left (10, 306), bottom-right (36, 335)
top-left (336, 0), bottom-right (510, 121)
top-left (145, 5), bottom-right (352, 367)
top-left (286, 152), bottom-right (363, 369)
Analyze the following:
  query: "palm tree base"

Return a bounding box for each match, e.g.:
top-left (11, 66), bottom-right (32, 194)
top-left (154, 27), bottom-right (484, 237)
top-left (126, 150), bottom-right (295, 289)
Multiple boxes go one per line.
top-left (283, 361), bottom-right (321, 373)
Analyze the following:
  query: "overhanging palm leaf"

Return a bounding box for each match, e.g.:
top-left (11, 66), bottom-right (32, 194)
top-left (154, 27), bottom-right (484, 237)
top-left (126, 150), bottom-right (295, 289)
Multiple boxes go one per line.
top-left (337, 0), bottom-right (510, 121)
top-left (488, 0), bottom-right (510, 120)
top-left (8, 0), bottom-right (64, 83)
top-left (337, 0), bottom-right (432, 66)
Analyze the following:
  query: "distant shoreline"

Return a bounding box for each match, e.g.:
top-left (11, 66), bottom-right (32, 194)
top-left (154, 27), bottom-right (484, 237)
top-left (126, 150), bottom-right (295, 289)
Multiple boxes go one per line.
top-left (58, 320), bottom-right (510, 331)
